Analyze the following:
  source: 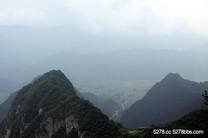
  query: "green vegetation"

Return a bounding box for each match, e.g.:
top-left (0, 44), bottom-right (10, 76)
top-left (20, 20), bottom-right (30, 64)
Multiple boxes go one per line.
top-left (44, 95), bottom-right (122, 138)
top-left (3, 70), bottom-right (206, 138)
top-left (202, 90), bottom-right (208, 105)
top-left (128, 130), bottom-right (143, 137)
top-left (128, 130), bottom-right (140, 135)
top-left (142, 109), bottom-right (208, 138)
top-left (0, 70), bottom-right (139, 138)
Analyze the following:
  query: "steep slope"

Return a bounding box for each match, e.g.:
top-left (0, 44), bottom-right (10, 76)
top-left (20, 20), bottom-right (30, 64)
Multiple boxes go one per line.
top-left (120, 73), bottom-right (208, 128)
top-left (0, 91), bottom-right (119, 123)
top-left (0, 70), bottom-right (122, 138)
top-left (142, 109), bottom-right (208, 138)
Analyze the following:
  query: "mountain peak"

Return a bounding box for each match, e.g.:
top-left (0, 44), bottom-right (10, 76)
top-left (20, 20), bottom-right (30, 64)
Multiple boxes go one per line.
top-left (0, 70), bottom-right (123, 138)
top-left (30, 70), bottom-right (62, 83)
top-left (120, 73), bottom-right (207, 128)
top-left (32, 70), bottom-right (76, 96)
top-left (163, 73), bottom-right (183, 82)
top-left (35, 70), bottom-right (66, 82)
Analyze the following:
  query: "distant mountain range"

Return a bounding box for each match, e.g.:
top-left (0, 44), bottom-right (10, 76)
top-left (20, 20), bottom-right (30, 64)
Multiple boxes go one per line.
top-left (79, 92), bottom-right (119, 117)
top-left (0, 92), bottom-right (18, 122)
top-left (0, 70), bottom-right (127, 138)
top-left (0, 77), bottom-right (17, 94)
top-left (1, 46), bottom-right (208, 85)
top-left (120, 73), bottom-right (208, 128)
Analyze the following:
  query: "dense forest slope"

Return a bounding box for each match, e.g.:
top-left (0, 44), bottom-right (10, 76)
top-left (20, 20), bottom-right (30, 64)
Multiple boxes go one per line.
top-left (0, 70), bottom-right (126, 138)
top-left (0, 88), bottom-right (118, 123)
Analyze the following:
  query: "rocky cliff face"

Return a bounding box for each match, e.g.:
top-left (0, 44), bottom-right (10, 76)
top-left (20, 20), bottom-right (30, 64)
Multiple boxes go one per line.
top-left (0, 70), bottom-right (122, 138)
top-left (36, 115), bottom-right (85, 138)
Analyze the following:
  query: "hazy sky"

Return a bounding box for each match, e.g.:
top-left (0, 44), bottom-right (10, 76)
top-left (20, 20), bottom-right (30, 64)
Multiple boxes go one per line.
top-left (0, 0), bottom-right (208, 83)
top-left (0, 0), bottom-right (208, 36)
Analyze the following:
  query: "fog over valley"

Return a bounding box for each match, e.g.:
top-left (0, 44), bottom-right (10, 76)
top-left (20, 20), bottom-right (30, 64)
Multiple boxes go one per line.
top-left (1, 0), bottom-right (208, 85)
top-left (0, 28), bottom-right (207, 88)
top-left (0, 1), bottom-right (208, 137)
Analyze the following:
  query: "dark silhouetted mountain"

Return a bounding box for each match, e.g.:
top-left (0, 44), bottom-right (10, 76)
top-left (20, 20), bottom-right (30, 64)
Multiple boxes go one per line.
top-left (142, 109), bottom-right (208, 138)
top-left (120, 73), bottom-right (208, 128)
top-left (0, 92), bottom-right (18, 122)
top-left (0, 70), bottom-right (126, 138)
top-left (80, 92), bottom-right (119, 117)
